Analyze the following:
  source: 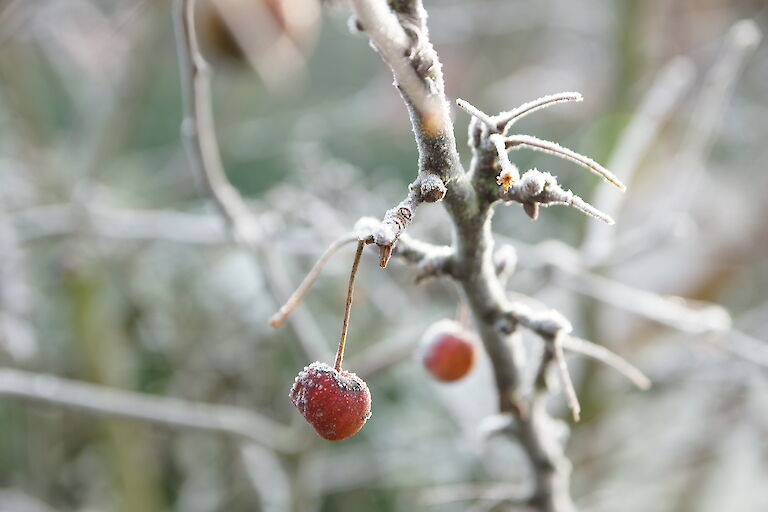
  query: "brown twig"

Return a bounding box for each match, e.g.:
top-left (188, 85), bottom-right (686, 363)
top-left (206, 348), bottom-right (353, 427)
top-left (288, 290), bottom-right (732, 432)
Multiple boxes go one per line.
top-left (335, 240), bottom-right (365, 371)
top-left (269, 233), bottom-right (359, 327)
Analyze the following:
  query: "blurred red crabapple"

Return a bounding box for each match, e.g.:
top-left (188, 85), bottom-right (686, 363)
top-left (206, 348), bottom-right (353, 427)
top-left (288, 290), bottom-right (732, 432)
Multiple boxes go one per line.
top-left (421, 320), bottom-right (478, 382)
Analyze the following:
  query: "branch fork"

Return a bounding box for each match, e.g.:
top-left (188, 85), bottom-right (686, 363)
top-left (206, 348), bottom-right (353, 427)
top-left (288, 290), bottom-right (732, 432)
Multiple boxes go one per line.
top-left (457, 95), bottom-right (625, 224)
top-left (369, 172), bottom-right (446, 268)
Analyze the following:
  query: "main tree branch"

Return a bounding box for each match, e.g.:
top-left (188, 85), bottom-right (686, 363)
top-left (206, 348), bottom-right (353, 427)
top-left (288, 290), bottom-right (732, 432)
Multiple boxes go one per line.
top-left (350, 1), bottom-right (579, 510)
top-left (350, 0), bottom-right (474, 262)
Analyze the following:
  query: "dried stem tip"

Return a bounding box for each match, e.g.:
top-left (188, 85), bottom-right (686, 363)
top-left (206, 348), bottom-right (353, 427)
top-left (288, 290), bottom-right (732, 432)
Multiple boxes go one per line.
top-left (270, 233), bottom-right (360, 327)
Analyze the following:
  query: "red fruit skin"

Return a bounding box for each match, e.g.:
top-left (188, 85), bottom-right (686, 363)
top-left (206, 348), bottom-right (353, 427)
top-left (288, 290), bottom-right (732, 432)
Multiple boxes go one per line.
top-left (289, 362), bottom-right (371, 441)
top-left (422, 325), bottom-right (477, 382)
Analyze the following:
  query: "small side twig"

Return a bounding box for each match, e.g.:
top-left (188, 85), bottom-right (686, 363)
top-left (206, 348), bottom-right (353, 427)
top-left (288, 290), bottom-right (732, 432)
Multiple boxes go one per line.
top-left (269, 232), bottom-right (359, 327)
top-left (490, 133), bottom-right (520, 186)
top-left (392, 233), bottom-right (454, 282)
top-left (500, 169), bottom-right (615, 224)
top-left (506, 135), bottom-right (626, 191)
top-left (497, 301), bottom-right (572, 339)
top-left (456, 92), bottom-right (583, 134)
top-left (552, 332), bottom-right (581, 422)
top-left (562, 335), bottom-right (651, 390)
top-left (494, 92), bottom-right (583, 133)
top-left (456, 98), bottom-right (496, 129)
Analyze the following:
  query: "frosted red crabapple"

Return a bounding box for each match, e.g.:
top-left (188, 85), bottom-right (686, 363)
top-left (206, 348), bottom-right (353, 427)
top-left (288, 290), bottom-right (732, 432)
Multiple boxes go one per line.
top-left (290, 362), bottom-right (371, 441)
top-left (286, 241), bottom-right (371, 440)
top-left (421, 320), bottom-right (478, 382)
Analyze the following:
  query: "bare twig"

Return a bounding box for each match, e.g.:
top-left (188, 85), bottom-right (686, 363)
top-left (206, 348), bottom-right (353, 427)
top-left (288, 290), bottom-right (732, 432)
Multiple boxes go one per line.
top-left (370, 185), bottom-right (422, 267)
top-left (500, 169), bottom-right (615, 224)
top-left (716, 329), bottom-right (768, 369)
top-left (12, 203), bottom-right (229, 245)
top-left (562, 336), bottom-right (651, 390)
top-left (457, 92), bottom-right (583, 135)
top-left (456, 98), bottom-right (496, 128)
top-left (269, 232), bottom-right (359, 327)
top-left (506, 135), bottom-right (626, 191)
top-left (0, 196), bottom-right (36, 361)
top-left (392, 233), bottom-right (455, 281)
top-left (552, 333), bottom-right (580, 421)
top-left (495, 92), bottom-right (582, 133)
top-left (553, 267), bottom-right (732, 335)
top-left (0, 367), bottom-right (301, 453)
top-left (498, 301), bottom-right (572, 339)
top-left (664, 20), bottom-right (762, 212)
top-left (239, 443), bottom-right (293, 512)
top-left (348, 322), bottom-right (426, 379)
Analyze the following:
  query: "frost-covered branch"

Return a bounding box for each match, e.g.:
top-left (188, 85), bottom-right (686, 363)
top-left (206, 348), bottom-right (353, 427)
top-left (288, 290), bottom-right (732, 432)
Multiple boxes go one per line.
top-left (392, 233), bottom-right (455, 281)
top-left (505, 135), bottom-right (625, 191)
top-left (497, 301), bottom-right (572, 339)
top-left (500, 169), bottom-right (615, 224)
top-left (495, 92), bottom-right (583, 133)
top-left (349, 4), bottom-right (606, 508)
top-left (350, 0), bottom-right (466, 263)
top-left (562, 336), bottom-right (651, 390)
top-left (0, 367), bottom-right (301, 453)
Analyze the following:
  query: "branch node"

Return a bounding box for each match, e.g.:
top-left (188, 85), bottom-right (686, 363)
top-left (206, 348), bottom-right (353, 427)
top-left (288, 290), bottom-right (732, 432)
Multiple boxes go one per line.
top-left (418, 173), bottom-right (447, 203)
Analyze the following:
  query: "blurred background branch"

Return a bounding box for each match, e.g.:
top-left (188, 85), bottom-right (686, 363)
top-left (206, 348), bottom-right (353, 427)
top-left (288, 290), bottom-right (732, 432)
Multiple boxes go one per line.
top-left (0, 0), bottom-right (765, 511)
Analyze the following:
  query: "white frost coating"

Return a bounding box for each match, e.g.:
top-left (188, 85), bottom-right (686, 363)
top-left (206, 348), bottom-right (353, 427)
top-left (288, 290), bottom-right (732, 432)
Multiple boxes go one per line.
top-left (350, 0), bottom-right (438, 122)
top-left (520, 169), bottom-right (551, 196)
top-left (496, 92), bottom-right (583, 131)
top-left (507, 134), bottom-right (626, 191)
top-left (456, 98), bottom-right (496, 128)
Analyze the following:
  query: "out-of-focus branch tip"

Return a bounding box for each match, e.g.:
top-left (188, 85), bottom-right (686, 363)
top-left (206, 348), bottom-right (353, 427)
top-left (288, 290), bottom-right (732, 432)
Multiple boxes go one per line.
top-left (553, 333), bottom-right (581, 422)
top-left (562, 336), bottom-right (651, 391)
